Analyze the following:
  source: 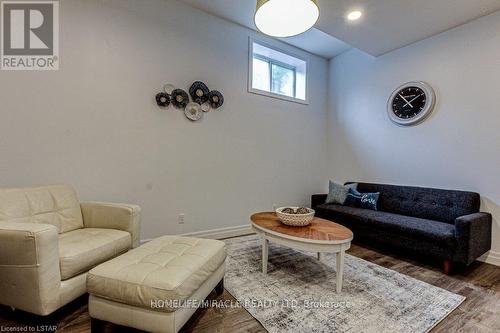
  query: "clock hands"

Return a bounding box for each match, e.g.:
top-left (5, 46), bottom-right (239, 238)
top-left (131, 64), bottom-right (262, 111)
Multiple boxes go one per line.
top-left (398, 94), bottom-right (413, 108)
top-left (403, 93), bottom-right (423, 107)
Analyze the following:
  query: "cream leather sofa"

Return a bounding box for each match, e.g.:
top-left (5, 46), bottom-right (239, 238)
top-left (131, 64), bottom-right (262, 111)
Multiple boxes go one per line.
top-left (0, 185), bottom-right (141, 316)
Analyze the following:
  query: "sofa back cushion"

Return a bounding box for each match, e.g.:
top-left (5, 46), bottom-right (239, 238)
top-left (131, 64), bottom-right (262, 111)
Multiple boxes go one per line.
top-left (349, 182), bottom-right (480, 224)
top-left (0, 185), bottom-right (83, 233)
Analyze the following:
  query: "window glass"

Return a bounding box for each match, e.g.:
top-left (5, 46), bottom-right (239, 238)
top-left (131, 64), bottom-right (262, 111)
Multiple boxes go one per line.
top-left (271, 63), bottom-right (294, 97)
top-left (249, 40), bottom-right (307, 103)
top-left (252, 57), bottom-right (270, 92)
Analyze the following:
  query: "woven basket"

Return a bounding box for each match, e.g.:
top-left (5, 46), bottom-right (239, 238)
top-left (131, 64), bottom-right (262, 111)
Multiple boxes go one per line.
top-left (276, 207), bottom-right (315, 226)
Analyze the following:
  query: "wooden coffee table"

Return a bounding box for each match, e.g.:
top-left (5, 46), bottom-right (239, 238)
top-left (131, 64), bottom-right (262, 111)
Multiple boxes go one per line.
top-left (250, 212), bottom-right (353, 292)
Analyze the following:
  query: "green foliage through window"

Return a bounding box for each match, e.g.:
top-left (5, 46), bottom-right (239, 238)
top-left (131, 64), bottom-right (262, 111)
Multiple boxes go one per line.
top-left (253, 55), bottom-right (296, 98)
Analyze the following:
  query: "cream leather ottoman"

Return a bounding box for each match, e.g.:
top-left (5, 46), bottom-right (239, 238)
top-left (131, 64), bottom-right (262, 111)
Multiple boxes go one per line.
top-left (87, 235), bottom-right (226, 333)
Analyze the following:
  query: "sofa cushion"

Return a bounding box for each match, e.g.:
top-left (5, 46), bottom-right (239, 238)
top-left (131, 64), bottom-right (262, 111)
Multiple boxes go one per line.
top-left (317, 204), bottom-right (456, 247)
top-left (59, 228), bottom-right (131, 280)
top-left (344, 188), bottom-right (380, 211)
top-left (87, 236), bottom-right (227, 312)
top-left (348, 182), bottom-right (480, 224)
top-left (0, 185), bottom-right (84, 233)
top-left (326, 181), bottom-right (357, 205)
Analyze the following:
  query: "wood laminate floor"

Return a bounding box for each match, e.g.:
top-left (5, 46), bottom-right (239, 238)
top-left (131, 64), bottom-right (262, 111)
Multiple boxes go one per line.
top-left (1, 241), bottom-right (499, 333)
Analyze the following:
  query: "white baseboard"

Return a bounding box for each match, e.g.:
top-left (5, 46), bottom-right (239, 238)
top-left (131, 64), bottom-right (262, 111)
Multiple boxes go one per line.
top-left (181, 224), bottom-right (254, 239)
top-left (478, 250), bottom-right (500, 266)
top-left (141, 224), bottom-right (254, 244)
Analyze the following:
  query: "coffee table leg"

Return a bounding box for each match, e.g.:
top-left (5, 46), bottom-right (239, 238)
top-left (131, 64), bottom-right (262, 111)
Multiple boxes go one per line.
top-left (262, 237), bottom-right (269, 274)
top-left (336, 251), bottom-right (345, 293)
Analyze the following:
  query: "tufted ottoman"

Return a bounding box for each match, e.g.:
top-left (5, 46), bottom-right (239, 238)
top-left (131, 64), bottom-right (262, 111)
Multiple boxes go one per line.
top-left (87, 235), bottom-right (226, 333)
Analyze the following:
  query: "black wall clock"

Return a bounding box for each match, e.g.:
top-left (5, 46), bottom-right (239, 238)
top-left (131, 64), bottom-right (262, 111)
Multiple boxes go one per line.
top-left (387, 81), bottom-right (435, 126)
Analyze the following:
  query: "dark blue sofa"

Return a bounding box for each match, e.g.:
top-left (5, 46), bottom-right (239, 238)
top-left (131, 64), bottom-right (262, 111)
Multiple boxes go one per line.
top-left (311, 182), bottom-right (492, 273)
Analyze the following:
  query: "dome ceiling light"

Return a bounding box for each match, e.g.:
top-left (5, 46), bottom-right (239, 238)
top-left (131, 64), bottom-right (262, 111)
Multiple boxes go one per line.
top-left (347, 10), bottom-right (363, 21)
top-left (254, 0), bottom-right (320, 38)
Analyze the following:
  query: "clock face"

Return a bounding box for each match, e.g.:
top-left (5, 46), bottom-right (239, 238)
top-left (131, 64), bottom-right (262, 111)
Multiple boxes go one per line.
top-left (387, 81), bottom-right (435, 126)
top-left (392, 87), bottom-right (426, 119)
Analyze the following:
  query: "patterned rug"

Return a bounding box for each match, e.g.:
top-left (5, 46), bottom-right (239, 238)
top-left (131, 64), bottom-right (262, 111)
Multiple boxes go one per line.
top-left (224, 235), bottom-right (465, 333)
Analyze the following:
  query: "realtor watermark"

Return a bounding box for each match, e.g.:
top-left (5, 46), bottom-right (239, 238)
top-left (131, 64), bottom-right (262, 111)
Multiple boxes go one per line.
top-left (1, 0), bottom-right (59, 70)
top-left (0, 325), bottom-right (57, 332)
top-left (150, 299), bottom-right (352, 310)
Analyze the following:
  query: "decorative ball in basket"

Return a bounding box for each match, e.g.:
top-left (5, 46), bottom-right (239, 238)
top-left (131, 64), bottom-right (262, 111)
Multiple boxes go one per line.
top-left (276, 207), bottom-right (315, 226)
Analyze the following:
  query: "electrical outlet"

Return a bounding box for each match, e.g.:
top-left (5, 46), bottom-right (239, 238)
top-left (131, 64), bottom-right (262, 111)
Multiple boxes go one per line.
top-left (178, 213), bottom-right (185, 224)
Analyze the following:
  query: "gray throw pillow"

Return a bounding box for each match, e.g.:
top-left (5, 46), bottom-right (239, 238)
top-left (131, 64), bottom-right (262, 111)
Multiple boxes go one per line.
top-left (325, 181), bottom-right (357, 205)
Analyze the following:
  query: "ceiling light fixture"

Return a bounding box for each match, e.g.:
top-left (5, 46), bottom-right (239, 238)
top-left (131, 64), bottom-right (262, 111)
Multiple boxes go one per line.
top-left (346, 10), bottom-right (362, 21)
top-left (255, 0), bottom-right (320, 38)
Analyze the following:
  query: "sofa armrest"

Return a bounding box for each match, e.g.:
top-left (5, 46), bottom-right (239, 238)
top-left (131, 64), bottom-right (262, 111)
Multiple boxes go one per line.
top-left (81, 202), bottom-right (142, 248)
top-left (0, 222), bottom-right (61, 315)
top-left (454, 212), bottom-right (492, 265)
top-left (311, 194), bottom-right (327, 210)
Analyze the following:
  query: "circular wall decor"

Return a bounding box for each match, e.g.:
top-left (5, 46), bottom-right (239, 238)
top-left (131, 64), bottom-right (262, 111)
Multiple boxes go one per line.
top-left (189, 81), bottom-right (210, 104)
top-left (200, 102), bottom-right (210, 113)
top-left (184, 102), bottom-right (202, 121)
top-left (208, 90), bottom-right (224, 109)
top-left (163, 84), bottom-right (176, 95)
top-left (387, 81), bottom-right (435, 126)
top-left (171, 89), bottom-right (189, 109)
top-left (155, 92), bottom-right (170, 107)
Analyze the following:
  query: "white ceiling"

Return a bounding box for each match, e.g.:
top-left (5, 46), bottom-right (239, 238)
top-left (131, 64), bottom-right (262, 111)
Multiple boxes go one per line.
top-left (178, 0), bottom-right (351, 58)
top-left (179, 0), bottom-right (500, 58)
top-left (315, 0), bottom-right (500, 56)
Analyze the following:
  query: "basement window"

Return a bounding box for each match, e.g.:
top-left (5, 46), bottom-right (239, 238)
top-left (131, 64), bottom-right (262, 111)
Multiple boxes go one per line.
top-left (249, 39), bottom-right (308, 104)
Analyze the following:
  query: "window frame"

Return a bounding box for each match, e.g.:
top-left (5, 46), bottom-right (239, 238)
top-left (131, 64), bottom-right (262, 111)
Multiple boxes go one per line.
top-left (248, 38), bottom-right (309, 105)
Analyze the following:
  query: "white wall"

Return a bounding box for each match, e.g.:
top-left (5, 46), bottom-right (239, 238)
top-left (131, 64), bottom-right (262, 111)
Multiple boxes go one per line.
top-left (0, 0), bottom-right (328, 239)
top-left (327, 11), bottom-right (500, 265)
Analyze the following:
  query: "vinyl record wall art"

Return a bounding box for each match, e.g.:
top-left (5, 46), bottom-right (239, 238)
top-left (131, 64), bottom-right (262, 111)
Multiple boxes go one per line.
top-left (189, 81), bottom-right (209, 104)
top-left (154, 81), bottom-right (224, 122)
top-left (171, 89), bottom-right (189, 109)
top-left (185, 102), bottom-right (202, 121)
top-left (208, 90), bottom-right (224, 109)
top-left (155, 92), bottom-right (170, 107)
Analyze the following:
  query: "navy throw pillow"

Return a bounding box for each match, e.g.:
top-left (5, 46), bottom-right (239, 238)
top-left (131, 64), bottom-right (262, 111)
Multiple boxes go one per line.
top-left (344, 188), bottom-right (380, 211)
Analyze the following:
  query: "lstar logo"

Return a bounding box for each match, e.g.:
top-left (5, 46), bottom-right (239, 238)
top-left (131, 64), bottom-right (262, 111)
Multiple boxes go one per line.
top-left (1, 0), bottom-right (59, 70)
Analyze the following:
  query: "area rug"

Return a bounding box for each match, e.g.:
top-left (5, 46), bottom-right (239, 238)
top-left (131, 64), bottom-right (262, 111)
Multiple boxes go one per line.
top-left (223, 235), bottom-right (465, 333)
